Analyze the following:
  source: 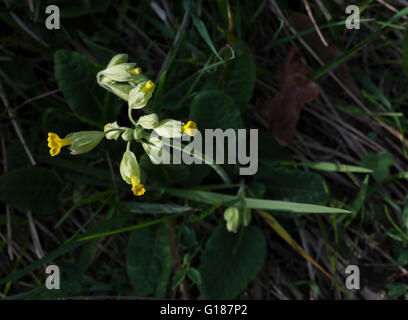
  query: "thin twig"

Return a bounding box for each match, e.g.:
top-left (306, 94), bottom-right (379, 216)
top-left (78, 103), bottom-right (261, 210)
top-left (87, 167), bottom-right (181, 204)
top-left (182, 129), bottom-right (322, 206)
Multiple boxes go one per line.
top-left (303, 0), bottom-right (328, 47)
top-left (314, 0), bottom-right (331, 21)
top-left (15, 89), bottom-right (60, 112)
top-left (26, 210), bottom-right (44, 259)
top-left (0, 81), bottom-right (37, 166)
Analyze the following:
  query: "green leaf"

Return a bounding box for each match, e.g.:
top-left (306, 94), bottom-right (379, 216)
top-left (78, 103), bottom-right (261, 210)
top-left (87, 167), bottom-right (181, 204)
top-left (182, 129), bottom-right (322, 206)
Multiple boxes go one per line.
top-left (255, 165), bottom-right (329, 204)
top-left (221, 43), bottom-right (255, 110)
top-left (350, 175), bottom-right (370, 217)
top-left (116, 201), bottom-right (192, 214)
top-left (193, 17), bottom-right (222, 60)
top-left (54, 50), bottom-right (107, 126)
top-left (187, 267), bottom-right (202, 285)
top-left (199, 224), bottom-right (266, 299)
top-left (189, 90), bottom-right (243, 130)
top-left (165, 188), bottom-right (349, 214)
top-left (36, 155), bottom-right (111, 181)
top-left (386, 283), bottom-right (407, 298)
top-left (126, 223), bottom-right (172, 296)
top-left (172, 268), bottom-right (187, 288)
top-left (0, 166), bottom-right (62, 215)
top-left (397, 250), bottom-right (408, 265)
top-left (360, 151), bottom-right (394, 183)
top-left (295, 162), bottom-right (373, 173)
top-left (155, 248), bottom-right (173, 299)
top-left (180, 225), bottom-right (196, 249)
top-left (259, 132), bottom-right (292, 163)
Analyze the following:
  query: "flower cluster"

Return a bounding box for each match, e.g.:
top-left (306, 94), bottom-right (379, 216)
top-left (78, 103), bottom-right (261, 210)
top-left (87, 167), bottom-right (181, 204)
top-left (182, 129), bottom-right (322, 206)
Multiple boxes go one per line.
top-left (47, 54), bottom-right (198, 197)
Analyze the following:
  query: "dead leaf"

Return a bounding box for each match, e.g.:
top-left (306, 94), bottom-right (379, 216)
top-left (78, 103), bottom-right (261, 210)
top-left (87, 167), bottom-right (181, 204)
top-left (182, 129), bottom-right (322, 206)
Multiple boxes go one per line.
top-left (257, 46), bottom-right (319, 146)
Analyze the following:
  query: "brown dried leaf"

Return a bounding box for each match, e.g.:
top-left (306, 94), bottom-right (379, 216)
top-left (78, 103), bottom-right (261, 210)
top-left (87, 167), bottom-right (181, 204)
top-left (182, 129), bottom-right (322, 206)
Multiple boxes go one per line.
top-left (258, 46), bottom-right (319, 146)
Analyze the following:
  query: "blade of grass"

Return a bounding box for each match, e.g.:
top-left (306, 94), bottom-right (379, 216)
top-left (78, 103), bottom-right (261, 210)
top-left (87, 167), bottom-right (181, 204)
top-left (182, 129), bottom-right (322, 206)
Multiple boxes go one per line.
top-left (190, 201), bottom-right (223, 223)
top-left (257, 209), bottom-right (332, 279)
top-left (311, 27), bottom-right (391, 80)
top-left (384, 205), bottom-right (408, 241)
top-left (193, 16), bottom-right (222, 61)
top-left (0, 240), bottom-right (83, 287)
top-left (165, 188), bottom-right (350, 214)
top-left (282, 161), bottom-right (373, 173)
top-left (77, 213), bottom-right (186, 241)
top-left (0, 211), bottom-right (134, 288)
top-left (54, 189), bottom-right (114, 229)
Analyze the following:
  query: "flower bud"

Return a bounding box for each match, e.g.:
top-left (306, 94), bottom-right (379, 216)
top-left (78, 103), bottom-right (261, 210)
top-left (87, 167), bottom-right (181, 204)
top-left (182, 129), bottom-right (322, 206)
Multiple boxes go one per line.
top-left (120, 149), bottom-right (145, 196)
top-left (121, 128), bottom-right (134, 141)
top-left (129, 73), bottom-right (149, 87)
top-left (141, 133), bottom-right (170, 164)
top-left (153, 119), bottom-right (184, 138)
top-left (133, 126), bottom-right (146, 141)
top-left (224, 207), bottom-right (240, 233)
top-left (128, 80), bottom-right (155, 109)
top-left (240, 208), bottom-right (251, 227)
top-left (120, 149), bottom-right (140, 184)
top-left (99, 77), bottom-right (133, 101)
top-left (65, 131), bottom-right (105, 155)
top-left (104, 121), bottom-right (121, 140)
top-left (137, 113), bottom-right (159, 129)
top-left (101, 63), bottom-right (138, 82)
top-left (106, 53), bottom-right (128, 68)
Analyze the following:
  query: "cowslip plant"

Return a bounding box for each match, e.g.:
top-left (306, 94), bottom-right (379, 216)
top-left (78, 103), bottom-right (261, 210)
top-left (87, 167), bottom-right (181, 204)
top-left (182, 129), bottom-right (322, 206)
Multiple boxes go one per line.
top-left (47, 53), bottom-right (198, 197)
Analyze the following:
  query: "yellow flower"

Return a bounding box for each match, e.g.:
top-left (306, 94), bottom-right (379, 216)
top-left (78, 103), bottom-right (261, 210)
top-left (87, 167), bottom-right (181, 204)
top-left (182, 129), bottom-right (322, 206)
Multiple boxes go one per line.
top-left (47, 132), bottom-right (71, 157)
top-left (128, 80), bottom-right (155, 109)
top-left (183, 121), bottom-right (198, 136)
top-left (120, 149), bottom-right (145, 196)
top-left (142, 80), bottom-right (155, 91)
top-left (131, 175), bottom-right (145, 196)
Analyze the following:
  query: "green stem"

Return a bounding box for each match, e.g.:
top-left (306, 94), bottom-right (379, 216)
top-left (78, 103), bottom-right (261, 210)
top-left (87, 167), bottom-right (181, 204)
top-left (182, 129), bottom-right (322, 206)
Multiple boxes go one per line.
top-left (128, 108), bottom-right (137, 126)
top-left (104, 128), bottom-right (126, 135)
